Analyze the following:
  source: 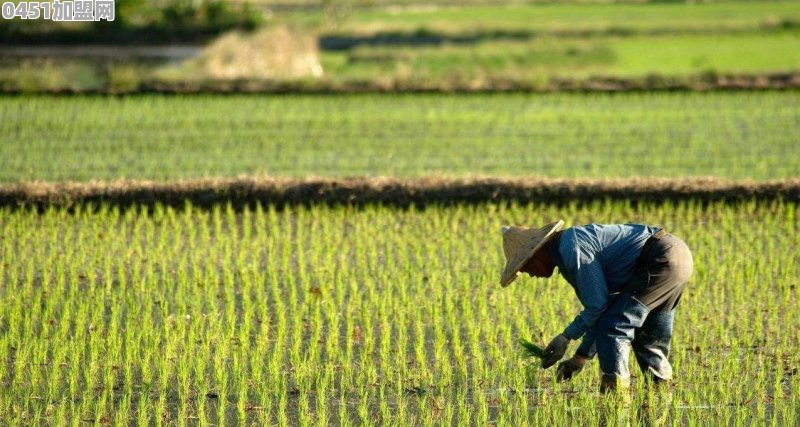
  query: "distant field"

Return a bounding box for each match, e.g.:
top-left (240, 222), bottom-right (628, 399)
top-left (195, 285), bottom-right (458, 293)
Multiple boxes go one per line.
top-left (321, 31), bottom-right (800, 84)
top-left (305, 1), bottom-right (800, 88)
top-left (2, 1), bottom-right (800, 93)
top-left (1, 201), bottom-right (797, 424)
top-left (1, 92), bottom-right (798, 182)
top-left (337, 1), bottom-right (800, 34)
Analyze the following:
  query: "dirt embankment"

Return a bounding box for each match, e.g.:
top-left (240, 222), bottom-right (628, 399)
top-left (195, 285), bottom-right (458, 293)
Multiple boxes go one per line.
top-left (2, 177), bottom-right (798, 210)
top-left (2, 71), bottom-right (800, 94)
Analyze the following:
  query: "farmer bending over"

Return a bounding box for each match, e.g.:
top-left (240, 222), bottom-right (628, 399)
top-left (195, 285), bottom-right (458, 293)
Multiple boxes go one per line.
top-left (500, 221), bottom-right (693, 391)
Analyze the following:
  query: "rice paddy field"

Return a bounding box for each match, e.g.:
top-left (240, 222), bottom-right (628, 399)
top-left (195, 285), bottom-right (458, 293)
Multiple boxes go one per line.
top-left (4, 1), bottom-right (800, 92)
top-left (2, 2), bottom-right (799, 417)
top-left (337, 0), bottom-right (800, 32)
top-left (1, 91), bottom-right (799, 182)
top-left (320, 31), bottom-right (800, 84)
top-left (0, 200), bottom-right (797, 425)
top-left (318, 1), bottom-right (800, 85)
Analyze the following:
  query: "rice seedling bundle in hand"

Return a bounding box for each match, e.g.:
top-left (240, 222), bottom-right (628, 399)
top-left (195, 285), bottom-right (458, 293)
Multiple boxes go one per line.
top-left (518, 338), bottom-right (545, 360)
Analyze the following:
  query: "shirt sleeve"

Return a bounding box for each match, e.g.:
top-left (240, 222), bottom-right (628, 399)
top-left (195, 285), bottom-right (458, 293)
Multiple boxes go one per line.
top-left (561, 252), bottom-right (610, 340)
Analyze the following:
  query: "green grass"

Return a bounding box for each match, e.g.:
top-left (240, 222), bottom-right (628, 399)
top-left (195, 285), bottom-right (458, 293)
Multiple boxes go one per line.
top-left (257, 1), bottom-right (800, 90)
top-left (5, 31), bottom-right (796, 93)
top-left (1, 200), bottom-right (797, 424)
top-left (2, 2), bottom-right (799, 92)
top-left (321, 30), bottom-right (800, 82)
top-left (291, 1), bottom-right (800, 89)
top-left (339, 1), bottom-right (800, 34)
top-left (607, 31), bottom-right (800, 76)
top-left (1, 92), bottom-right (798, 182)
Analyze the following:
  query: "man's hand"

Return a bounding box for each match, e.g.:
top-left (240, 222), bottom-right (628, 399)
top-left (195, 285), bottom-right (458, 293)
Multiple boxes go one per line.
top-left (541, 334), bottom-right (570, 369)
top-left (556, 355), bottom-right (587, 382)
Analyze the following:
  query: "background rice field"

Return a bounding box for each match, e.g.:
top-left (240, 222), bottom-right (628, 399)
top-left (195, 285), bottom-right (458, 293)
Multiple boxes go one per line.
top-left (1, 201), bottom-right (798, 425)
top-left (338, 1), bottom-right (800, 32)
top-left (1, 92), bottom-right (799, 182)
top-left (5, 1), bottom-right (799, 93)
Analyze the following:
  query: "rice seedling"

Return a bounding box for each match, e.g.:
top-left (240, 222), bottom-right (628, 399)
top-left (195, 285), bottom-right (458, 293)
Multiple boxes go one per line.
top-left (0, 200), bottom-right (797, 424)
top-left (0, 92), bottom-right (797, 182)
top-left (518, 338), bottom-right (545, 360)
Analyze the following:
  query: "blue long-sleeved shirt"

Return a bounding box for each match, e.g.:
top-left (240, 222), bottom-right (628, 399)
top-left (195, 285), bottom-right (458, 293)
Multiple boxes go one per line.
top-left (547, 223), bottom-right (660, 343)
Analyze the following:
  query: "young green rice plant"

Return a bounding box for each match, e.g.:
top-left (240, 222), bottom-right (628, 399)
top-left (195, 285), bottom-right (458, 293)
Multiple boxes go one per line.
top-left (517, 338), bottom-right (545, 360)
top-left (0, 201), bottom-right (798, 424)
top-left (1, 92), bottom-right (799, 181)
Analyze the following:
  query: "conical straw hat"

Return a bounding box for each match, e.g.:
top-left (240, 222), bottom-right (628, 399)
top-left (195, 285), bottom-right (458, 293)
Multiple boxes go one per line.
top-left (500, 220), bottom-right (564, 287)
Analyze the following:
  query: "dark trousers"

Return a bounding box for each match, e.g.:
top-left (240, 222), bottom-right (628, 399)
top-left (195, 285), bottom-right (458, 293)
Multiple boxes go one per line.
top-left (595, 233), bottom-right (694, 384)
